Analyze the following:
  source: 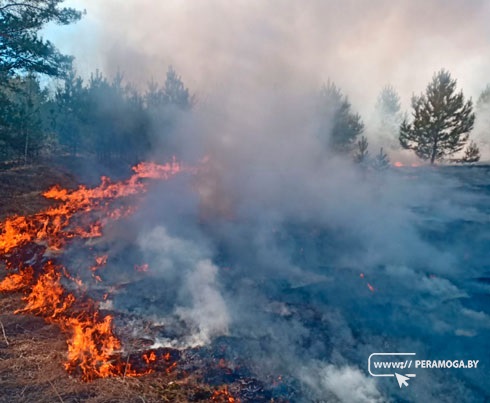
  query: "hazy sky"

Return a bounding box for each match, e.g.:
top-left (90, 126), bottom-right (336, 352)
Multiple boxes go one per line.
top-left (47, 0), bottom-right (490, 116)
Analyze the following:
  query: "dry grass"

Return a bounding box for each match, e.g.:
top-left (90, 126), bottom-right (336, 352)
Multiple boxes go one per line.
top-left (0, 292), bottom-right (226, 402)
top-left (0, 163), bottom-right (79, 220)
top-left (0, 163), bottom-right (228, 402)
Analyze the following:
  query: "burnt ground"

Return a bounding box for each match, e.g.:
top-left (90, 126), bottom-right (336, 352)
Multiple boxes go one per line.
top-left (0, 162), bottom-right (242, 403)
top-left (0, 162), bottom-right (78, 220)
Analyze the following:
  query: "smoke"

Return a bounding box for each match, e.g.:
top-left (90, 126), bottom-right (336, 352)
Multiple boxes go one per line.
top-left (74, 76), bottom-right (490, 400)
top-left (46, 1), bottom-right (490, 400)
top-left (301, 364), bottom-right (384, 403)
top-left (55, 0), bottom-right (490, 115)
top-left (135, 225), bottom-right (229, 348)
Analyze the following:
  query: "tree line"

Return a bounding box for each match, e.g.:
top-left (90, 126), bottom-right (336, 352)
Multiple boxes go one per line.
top-left (322, 70), bottom-right (483, 168)
top-left (0, 67), bottom-right (193, 164)
top-left (0, 0), bottom-right (487, 168)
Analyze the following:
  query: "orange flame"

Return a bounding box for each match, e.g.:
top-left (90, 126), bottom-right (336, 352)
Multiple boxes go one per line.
top-left (0, 266), bottom-right (34, 292)
top-left (142, 350), bottom-right (157, 365)
top-left (90, 255), bottom-right (108, 283)
top-left (63, 313), bottom-right (122, 381)
top-left (0, 161), bottom-right (185, 255)
top-left (17, 261), bottom-right (75, 318)
top-left (212, 386), bottom-right (239, 403)
top-left (0, 160), bottom-right (191, 381)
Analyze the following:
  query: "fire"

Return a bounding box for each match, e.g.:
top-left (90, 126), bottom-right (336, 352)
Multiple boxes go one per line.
top-left (0, 266), bottom-right (33, 291)
top-left (143, 350), bottom-right (157, 365)
top-left (90, 255), bottom-right (108, 283)
top-left (212, 386), bottom-right (239, 402)
top-left (358, 272), bottom-right (376, 293)
top-left (17, 261), bottom-right (75, 318)
top-left (0, 160), bottom-right (186, 255)
top-left (393, 161), bottom-right (404, 167)
top-left (135, 263), bottom-right (149, 272)
top-left (63, 312), bottom-right (123, 381)
top-left (0, 159), bottom-right (190, 381)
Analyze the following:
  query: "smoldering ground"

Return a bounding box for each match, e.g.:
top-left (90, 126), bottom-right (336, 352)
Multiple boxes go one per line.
top-left (45, 1), bottom-right (490, 401)
top-left (57, 85), bottom-right (490, 402)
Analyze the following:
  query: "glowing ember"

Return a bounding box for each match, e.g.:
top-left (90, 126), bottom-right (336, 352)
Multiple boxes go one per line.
top-left (90, 255), bottom-right (108, 283)
top-left (211, 386), bottom-right (239, 402)
top-left (142, 350), bottom-right (157, 365)
top-left (135, 263), bottom-right (149, 272)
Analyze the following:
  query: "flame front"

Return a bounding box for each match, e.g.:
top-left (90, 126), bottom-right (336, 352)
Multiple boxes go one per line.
top-left (212, 386), bottom-right (239, 402)
top-left (0, 160), bottom-right (189, 381)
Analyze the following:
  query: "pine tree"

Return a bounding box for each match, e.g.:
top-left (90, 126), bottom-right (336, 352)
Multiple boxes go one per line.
top-left (375, 85), bottom-right (403, 150)
top-left (54, 69), bottom-right (87, 155)
top-left (372, 147), bottom-right (390, 171)
top-left (477, 85), bottom-right (490, 109)
top-left (318, 81), bottom-right (364, 154)
top-left (0, 74), bottom-right (48, 163)
top-left (399, 69), bottom-right (475, 164)
top-left (0, 1), bottom-right (82, 77)
top-left (473, 85), bottom-right (490, 151)
top-left (460, 141), bottom-right (480, 163)
top-left (164, 66), bottom-right (194, 110)
top-left (354, 135), bottom-right (369, 164)
top-left (376, 85), bottom-right (401, 117)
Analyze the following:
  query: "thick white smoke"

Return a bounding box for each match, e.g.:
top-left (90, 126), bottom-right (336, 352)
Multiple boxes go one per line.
top-left (137, 226), bottom-right (229, 348)
top-left (54, 0), bottom-right (490, 118)
top-left (47, 2), bottom-right (490, 400)
top-left (301, 364), bottom-right (384, 403)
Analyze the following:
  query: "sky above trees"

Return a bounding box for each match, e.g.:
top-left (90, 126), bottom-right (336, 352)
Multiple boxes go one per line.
top-left (44, 0), bottom-right (490, 116)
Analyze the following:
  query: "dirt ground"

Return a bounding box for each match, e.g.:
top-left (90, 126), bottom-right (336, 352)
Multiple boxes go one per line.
top-left (0, 163), bottom-right (234, 403)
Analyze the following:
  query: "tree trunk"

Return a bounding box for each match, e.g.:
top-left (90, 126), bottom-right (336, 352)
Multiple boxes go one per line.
top-left (24, 130), bottom-right (29, 165)
top-left (430, 138), bottom-right (438, 164)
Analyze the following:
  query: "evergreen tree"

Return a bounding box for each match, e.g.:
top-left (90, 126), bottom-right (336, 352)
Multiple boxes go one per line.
top-left (375, 85), bottom-right (403, 150)
top-left (54, 68), bottom-right (87, 154)
top-left (145, 79), bottom-right (166, 109)
top-left (473, 85), bottom-right (490, 151)
top-left (354, 135), bottom-right (369, 164)
top-left (318, 81), bottom-right (364, 154)
top-left (164, 66), bottom-right (194, 110)
top-left (376, 85), bottom-right (401, 116)
top-left (144, 66), bottom-right (194, 156)
top-left (460, 141), bottom-right (480, 163)
top-left (0, 0), bottom-right (82, 77)
top-left (372, 147), bottom-right (390, 171)
top-left (399, 69), bottom-right (475, 164)
top-left (0, 74), bottom-right (48, 162)
top-left (477, 85), bottom-right (490, 109)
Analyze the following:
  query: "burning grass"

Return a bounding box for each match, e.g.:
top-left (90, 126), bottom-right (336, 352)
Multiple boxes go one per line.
top-left (0, 160), bottom-right (245, 402)
top-left (0, 160), bottom-right (186, 381)
top-left (0, 161), bottom-right (289, 402)
top-left (0, 299), bottom-right (233, 402)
